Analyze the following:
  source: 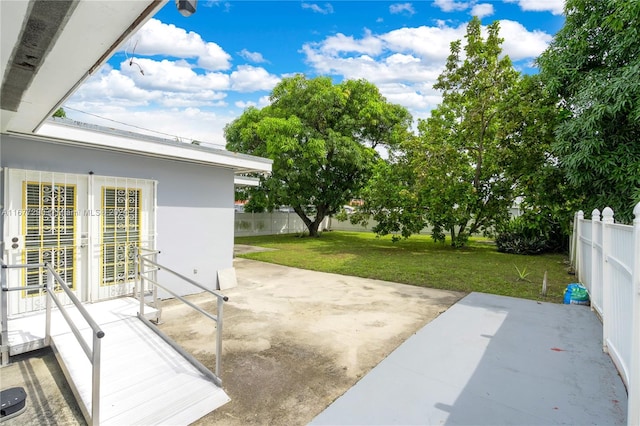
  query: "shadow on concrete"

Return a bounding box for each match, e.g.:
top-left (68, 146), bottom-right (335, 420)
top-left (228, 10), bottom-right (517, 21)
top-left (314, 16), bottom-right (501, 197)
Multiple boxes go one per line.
top-left (311, 292), bottom-right (627, 425)
top-left (438, 293), bottom-right (627, 425)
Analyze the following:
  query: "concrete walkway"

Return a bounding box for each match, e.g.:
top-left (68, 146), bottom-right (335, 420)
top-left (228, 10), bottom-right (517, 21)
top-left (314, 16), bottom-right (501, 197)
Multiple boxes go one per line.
top-left (311, 292), bottom-right (628, 426)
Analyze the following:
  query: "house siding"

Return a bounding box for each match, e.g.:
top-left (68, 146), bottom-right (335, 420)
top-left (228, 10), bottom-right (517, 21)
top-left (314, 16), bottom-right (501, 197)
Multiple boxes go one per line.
top-left (0, 135), bottom-right (234, 297)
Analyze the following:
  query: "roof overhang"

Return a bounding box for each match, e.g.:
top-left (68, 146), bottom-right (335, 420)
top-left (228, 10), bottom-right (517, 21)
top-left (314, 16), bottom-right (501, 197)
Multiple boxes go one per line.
top-left (17, 118), bottom-right (272, 174)
top-left (234, 176), bottom-right (262, 187)
top-left (1, 0), bottom-right (166, 134)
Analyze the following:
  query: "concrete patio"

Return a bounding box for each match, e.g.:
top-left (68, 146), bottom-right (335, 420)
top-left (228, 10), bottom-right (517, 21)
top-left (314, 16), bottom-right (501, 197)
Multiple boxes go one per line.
top-left (1, 262), bottom-right (628, 425)
top-left (311, 292), bottom-right (628, 425)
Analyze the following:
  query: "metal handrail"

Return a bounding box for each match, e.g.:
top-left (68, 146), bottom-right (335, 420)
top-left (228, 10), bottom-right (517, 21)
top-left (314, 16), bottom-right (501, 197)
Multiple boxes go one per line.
top-left (0, 258), bottom-right (12, 365)
top-left (135, 248), bottom-right (160, 314)
top-left (0, 258), bottom-right (104, 425)
top-left (139, 256), bottom-right (228, 302)
top-left (134, 248), bottom-right (227, 385)
top-left (1, 260), bottom-right (47, 365)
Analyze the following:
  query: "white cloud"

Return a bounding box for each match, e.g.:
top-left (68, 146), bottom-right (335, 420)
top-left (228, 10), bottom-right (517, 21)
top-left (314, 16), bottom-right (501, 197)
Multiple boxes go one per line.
top-left (380, 24), bottom-right (468, 62)
top-left (235, 100), bottom-right (256, 109)
top-left (69, 14), bottom-right (557, 148)
top-left (234, 95), bottom-right (271, 109)
top-left (303, 19), bottom-right (553, 121)
top-left (65, 19), bottom-right (285, 148)
top-left (498, 20), bottom-right (554, 60)
top-left (389, 3), bottom-right (416, 15)
top-left (385, 53), bottom-right (421, 66)
top-left (65, 105), bottom-right (235, 148)
top-left (504, 0), bottom-right (565, 15)
top-left (318, 31), bottom-right (384, 56)
top-left (301, 3), bottom-right (334, 14)
top-left (70, 69), bottom-right (158, 108)
top-left (433, 0), bottom-right (470, 12)
top-left (257, 95), bottom-right (271, 107)
top-left (238, 49), bottom-right (268, 63)
top-left (70, 64), bottom-right (231, 112)
top-left (471, 3), bottom-right (494, 18)
top-left (230, 65), bottom-right (281, 92)
top-left (130, 18), bottom-right (231, 71)
top-left (120, 58), bottom-right (230, 92)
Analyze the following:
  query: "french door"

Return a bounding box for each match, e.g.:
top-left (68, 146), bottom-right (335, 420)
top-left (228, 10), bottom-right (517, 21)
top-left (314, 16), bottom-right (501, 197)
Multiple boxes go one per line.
top-left (89, 176), bottom-right (155, 301)
top-left (3, 169), bottom-right (156, 315)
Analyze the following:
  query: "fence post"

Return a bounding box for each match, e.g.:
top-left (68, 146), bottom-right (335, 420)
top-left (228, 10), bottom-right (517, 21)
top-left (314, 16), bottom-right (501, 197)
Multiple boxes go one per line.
top-left (591, 209), bottom-right (601, 318)
top-left (601, 207), bottom-right (614, 352)
top-left (570, 212), bottom-right (576, 270)
top-left (628, 202), bottom-right (640, 426)
top-left (575, 211), bottom-right (584, 282)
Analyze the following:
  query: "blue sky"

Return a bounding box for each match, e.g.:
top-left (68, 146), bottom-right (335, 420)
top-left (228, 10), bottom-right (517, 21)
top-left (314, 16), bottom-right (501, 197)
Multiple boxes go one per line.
top-left (65, 0), bottom-right (565, 148)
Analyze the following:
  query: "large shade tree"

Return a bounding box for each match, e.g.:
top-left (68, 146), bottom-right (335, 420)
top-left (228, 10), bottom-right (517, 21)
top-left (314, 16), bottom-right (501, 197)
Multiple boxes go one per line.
top-left (225, 75), bottom-right (412, 236)
top-left (537, 0), bottom-right (640, 222)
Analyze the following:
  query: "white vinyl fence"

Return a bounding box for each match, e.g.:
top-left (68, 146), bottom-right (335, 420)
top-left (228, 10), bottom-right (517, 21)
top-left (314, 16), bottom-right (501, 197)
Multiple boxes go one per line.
top-left (235, 213), bottom-right (432, 236)
top-left (234, 212), bottom-right (330, 236)
top-left (571, 203), bottom-right (640, 426)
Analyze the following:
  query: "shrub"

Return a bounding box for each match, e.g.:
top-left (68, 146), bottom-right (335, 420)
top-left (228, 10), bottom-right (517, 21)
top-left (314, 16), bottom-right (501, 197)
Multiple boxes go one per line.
top-left (495, 215), bottom-right (558, 255)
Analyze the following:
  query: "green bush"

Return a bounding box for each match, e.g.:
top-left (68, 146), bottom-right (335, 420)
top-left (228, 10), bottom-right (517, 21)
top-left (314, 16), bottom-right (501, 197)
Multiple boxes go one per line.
top-left (495, 215), bottom-right (560, 255)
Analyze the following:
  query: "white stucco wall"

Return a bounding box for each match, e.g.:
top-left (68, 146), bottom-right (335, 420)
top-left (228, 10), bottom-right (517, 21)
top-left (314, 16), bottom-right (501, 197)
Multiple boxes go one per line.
top-left (0, 135), bottom-right (234, 297)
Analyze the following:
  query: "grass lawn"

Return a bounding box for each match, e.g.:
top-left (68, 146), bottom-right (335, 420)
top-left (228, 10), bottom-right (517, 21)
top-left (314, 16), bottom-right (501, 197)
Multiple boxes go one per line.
top-left (235, 231), bottom-right (574, 303)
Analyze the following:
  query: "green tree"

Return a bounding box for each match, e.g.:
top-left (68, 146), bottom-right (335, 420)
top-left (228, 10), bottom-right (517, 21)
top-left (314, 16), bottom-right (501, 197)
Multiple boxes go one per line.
top-left (496, 75), bottom-right (577, 252)
top-left (537, 0), bottom-right (640, 222)
top-left (357, 18), bottom-right (527, 247)
top-left (351, 156), bottom-right (426, 241)
top-left (225, 75), bottom-right (412, 236)
top-left (53, 107), bottom-right (66, 118)
top-left (414, 18), bottom-right (519, 246)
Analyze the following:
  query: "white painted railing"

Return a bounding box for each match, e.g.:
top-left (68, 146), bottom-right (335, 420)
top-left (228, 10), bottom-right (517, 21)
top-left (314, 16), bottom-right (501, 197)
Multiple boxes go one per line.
top-left (571, 203), bottom-right (640, 426)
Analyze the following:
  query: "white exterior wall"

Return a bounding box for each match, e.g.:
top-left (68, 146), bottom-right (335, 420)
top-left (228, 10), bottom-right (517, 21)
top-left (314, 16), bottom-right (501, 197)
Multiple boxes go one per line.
top-left (0, 140), bottom-right (4, 253)
top-left (0, 135), bottom-right (234, 297)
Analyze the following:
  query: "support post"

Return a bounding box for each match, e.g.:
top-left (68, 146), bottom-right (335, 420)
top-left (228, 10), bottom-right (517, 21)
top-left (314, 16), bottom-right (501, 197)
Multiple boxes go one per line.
top-left (215, 296), bottom-right (224, 380)
top-left (627, 202), bottom-right (640, 426)
top-left (1, 261), bottom-right (9, 365)
top-left (92, 332), bottom-right (102, 426)
top-left (45, 267), bottom-right (53, 347)
top-left (152, 251), bottom-right (159, 319)
top-left (136, 247), bottom-right (145, 318)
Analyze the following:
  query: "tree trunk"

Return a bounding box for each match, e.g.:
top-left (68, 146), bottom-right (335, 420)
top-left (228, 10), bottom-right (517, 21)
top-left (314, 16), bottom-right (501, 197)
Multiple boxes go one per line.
top-left (293, 206), bottom-right (325, 237)
top-left (308, 220), bottom-right (321, 237)
top-left (308, 211), bottom-right (327, 237)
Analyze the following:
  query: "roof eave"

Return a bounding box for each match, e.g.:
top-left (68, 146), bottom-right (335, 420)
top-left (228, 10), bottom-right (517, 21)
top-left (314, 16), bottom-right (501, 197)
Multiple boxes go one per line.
top-left (6, 120), bottom-right (272, 174)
